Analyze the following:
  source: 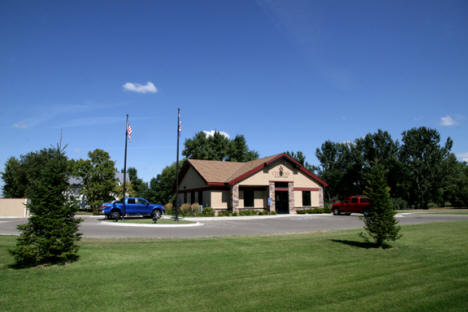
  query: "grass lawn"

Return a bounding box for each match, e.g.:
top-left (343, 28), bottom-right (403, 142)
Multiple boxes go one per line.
top-left (1, 222), bottom-right (468, 312)
top-left (114, 218), bottom-right (194, 224)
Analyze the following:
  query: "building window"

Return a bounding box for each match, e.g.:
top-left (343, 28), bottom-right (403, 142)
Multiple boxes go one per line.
top-left (191, 191), bottom-right (195, 204)
top-left (244, 190), bottom-right (254, 207)
top-left (198, 191), bottom-right (203, 205)
top-left (302, 191), bottom-right (311, 206)
top-left (184, 192), bottom-right (187, 203)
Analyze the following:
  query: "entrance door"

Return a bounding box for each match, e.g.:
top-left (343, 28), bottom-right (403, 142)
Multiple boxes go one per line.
top-left (275, 191), bottom-right (289, 214)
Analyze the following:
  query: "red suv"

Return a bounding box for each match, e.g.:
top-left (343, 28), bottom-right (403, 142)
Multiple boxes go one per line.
top-left (331, 196), bottom-right (370, 215)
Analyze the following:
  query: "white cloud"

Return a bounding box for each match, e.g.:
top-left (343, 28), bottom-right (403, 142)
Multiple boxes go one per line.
top-left (123, 81), bottom-right (157, 94)
top-left (457, 153), bottom-right (468, 162)
top-left (440, 115), bottom-right (458, 126)
top-left (203, 130), bottom-right (230, 139)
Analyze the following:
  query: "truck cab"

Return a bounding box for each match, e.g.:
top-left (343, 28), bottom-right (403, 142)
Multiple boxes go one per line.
top-left (100, 197), bottom-right (164, 220)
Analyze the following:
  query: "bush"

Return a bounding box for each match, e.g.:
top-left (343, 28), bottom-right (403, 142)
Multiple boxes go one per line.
top-left (297, 210), bottom-right (307, 214)
top-left (179, 203), bottom-right (192, 216)
top-left (239, 209), bottom-right (257, 216)
top-left (217, 210), bottom-right (231, 217)
top-left (391, 197), bottom-right (408, 210)
top-left (200, 207), bottom-right (215, 217)
top-left (164, 203), bottom-right (173, 215)
top-left (191, 203), bottom-right (200, 215)
top-left (323, 206), bottom-right (331, 213)
top-left (258, 210), bottom-right (271, 215)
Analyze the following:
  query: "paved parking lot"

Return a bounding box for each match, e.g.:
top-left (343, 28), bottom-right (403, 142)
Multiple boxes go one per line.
top-left (1, 213), bottom-right (468, 238)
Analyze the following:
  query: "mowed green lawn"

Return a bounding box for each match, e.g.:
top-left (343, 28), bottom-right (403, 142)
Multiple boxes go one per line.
top-left (1, 222), bottom-right (468, 312)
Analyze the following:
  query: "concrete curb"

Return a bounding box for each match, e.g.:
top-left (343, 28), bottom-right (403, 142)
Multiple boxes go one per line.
top-left (183, 213), bottom-right (332, 221)
top-left (99, 221), bottom-right (204, 228)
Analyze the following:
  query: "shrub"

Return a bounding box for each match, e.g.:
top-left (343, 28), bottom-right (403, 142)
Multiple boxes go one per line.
top-left (191, 203), bottom-right (200, 215)
top-left (217, 210), bottom-right (231, 217)
top-left (200, 207), bottom-right (215, 217)
top-left (270, 211), bottom-right (276, 215)
top-left (179, 203), bottom-right (192, 216)
top-left (164, 203), bottom-right (173, 215)
top-left (239, 209), bottom-right (257, 216)
top-left (391, 197), bottom-right (408, 210)
top-left (232, 212), bottom-right (239, 216)
top-left (258, 210), bottom-right (270, 215)
top-left (297, 210), bottom-right (307, 214)
top-left (323, 206), bottom-right (331, 213)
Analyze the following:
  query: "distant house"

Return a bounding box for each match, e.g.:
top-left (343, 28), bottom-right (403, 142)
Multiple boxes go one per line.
top-left (68, 171), bottom-right (129, 210)
top-left (176, 153), bottom-right (327, 214)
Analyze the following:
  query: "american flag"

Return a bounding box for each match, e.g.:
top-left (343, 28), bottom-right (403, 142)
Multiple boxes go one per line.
top-left (127, 124), bottom-right (133, 142)
top-left (178, 109), bottom-right (181, 132)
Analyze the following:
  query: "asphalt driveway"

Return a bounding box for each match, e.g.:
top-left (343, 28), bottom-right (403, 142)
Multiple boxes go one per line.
top-left (1, 213), bottom-right (468, 238)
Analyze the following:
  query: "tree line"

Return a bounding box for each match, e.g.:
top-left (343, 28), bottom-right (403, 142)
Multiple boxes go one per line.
top-left (2, 127), bottom-right (467, 210)
top-left (314, 127), bottom-right (468, 209)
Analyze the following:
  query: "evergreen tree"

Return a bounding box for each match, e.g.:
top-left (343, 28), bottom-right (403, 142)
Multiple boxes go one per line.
top-left (10, 147), bottom-right (82, 267)
top-left (361, 164), bottom-right (401, 247)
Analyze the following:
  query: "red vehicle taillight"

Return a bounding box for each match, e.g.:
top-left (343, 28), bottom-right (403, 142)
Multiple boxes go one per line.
top-left (101, 205), bottom-right (105, 209)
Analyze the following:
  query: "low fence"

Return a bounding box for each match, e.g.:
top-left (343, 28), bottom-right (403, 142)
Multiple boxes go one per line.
top-left (0, 198), bottom-right (29, 217)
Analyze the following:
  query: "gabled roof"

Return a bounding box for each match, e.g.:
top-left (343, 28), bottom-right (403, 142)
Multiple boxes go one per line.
top-left (181, 153), bottom-right (327, 187)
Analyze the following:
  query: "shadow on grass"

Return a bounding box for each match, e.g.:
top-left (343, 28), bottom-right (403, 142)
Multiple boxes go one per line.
top-left (331, 239), bottom-right (391, 249)
top-left (8, 255), bottom-right (80, 270)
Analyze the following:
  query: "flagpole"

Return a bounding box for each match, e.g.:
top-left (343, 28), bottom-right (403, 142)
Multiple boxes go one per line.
top-left (122, 114), bottom-right (129, 219)
top-left (175, 108), bottom-right (181, 221)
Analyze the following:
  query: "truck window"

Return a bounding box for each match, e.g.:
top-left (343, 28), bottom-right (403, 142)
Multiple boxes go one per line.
top-left (352, 198), bottom-right (358, 203)
top-left (343, 199), bottom-right (349, 203)
top-left (127, 198), bottom-right (136, 204)
top-left (360, 198), bottom-right (369, 203)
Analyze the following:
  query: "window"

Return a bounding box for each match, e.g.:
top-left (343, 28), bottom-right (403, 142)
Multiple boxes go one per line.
top-left (360, 197), bottom-right (369, 203)
top-left (198, 191), bottom-right (203, 205)
top-left (244, 190), bottom-right (254, 207)
top-left (127, 198), bottom-right (135, 204)
top-left (302, 191), bottom-right (311, 206)
top-left (275, 182), bottom-right (289, 188)
top-left (183, 192), bottom-right (187, 203)
top-left (191, 191), bottom-right (195, 204)
top-left (352, 198), bottom-right (358, 203)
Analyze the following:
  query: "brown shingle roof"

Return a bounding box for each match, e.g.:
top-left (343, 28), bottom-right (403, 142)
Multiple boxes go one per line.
top-left (188, 154), bottom-right (282, 184)
top-left (184, 153), bottom-right (328, 187)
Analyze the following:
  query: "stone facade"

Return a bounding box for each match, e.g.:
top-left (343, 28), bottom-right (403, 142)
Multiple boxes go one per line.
top-left (288, 182), bottom-right (295, 213)
top-left (231, 184), bottom-right (239, 213)
top-left (269, 181), bottom-right (275, 212)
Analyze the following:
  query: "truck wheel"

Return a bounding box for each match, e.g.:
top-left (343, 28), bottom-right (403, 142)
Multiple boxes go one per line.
top-left (333, 208), bottom-right (340, 215)
top-left (110, 210), bottom-right (121, 221)
top-left (152, 209), bottom-right (162, 219)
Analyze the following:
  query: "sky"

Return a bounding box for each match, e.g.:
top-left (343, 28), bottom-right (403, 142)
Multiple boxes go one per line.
top-left (1, 0), bottom-right (467, 187)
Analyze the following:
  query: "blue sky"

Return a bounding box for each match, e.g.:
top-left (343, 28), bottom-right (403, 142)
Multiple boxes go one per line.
top-left (1, 0), bottom-right (467, 186)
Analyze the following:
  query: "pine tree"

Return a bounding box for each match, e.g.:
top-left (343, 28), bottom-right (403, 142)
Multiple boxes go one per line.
top-left (10, 147), bottom-right (82, 267)
top-left (361, 164), bottom-right (401, 247)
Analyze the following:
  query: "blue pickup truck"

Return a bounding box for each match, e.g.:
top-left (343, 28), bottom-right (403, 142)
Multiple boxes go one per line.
top-left (100, 197), bottom-right (164, 220)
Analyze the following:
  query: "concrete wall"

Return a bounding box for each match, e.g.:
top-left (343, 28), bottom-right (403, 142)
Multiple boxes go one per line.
top-left (0, 198), bottom-right (29, 217)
